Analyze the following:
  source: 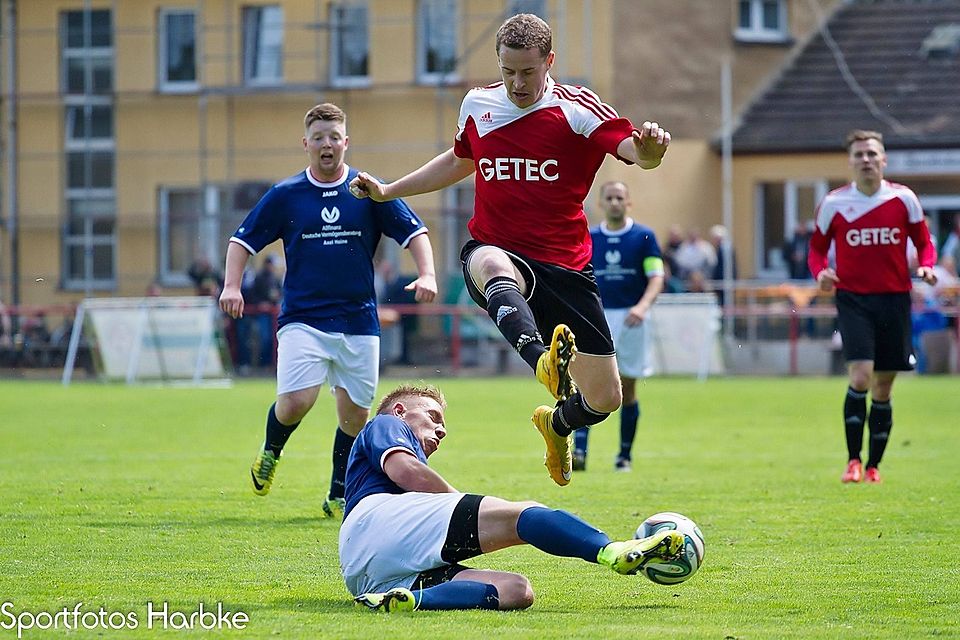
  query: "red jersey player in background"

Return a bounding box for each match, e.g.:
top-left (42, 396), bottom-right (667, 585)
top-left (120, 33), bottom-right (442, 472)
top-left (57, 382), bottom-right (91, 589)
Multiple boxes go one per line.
top-left (350, 13), bottom-right (671, 486)
top-left (808, 129), bottom-right (937, 484)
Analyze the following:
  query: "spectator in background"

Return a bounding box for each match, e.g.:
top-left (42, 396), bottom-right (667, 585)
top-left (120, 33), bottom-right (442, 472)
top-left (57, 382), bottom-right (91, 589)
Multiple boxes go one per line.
top-left (248, 255), bottom-right (284, 368)
top-left (187, 256), bottom-right (223, 298)
top-left (662, 224), bottom-right (684, 277)
top-left (783, 222), bottom-right (814, 280)
top-left (940, 213), bottom-right (960, 268)
top-left (674, 228), bottom-right (716, 281)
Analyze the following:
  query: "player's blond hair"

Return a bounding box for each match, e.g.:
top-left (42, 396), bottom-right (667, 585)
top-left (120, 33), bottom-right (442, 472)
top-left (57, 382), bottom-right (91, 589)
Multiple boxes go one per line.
top-left (599, 181), bottom-right (630, 198)
top-left (376, 384), bottom-right (447, 416)
top-left (496, 13), bottom-right (552, 58)
top-left (845, 129), bottom-right (884, 150)
top-left (304, 103), bottom-right (346, 130)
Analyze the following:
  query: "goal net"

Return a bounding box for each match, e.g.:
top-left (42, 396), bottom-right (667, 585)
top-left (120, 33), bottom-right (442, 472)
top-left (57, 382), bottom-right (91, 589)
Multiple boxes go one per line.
top-left (62, 296), bottom-right (228, 385)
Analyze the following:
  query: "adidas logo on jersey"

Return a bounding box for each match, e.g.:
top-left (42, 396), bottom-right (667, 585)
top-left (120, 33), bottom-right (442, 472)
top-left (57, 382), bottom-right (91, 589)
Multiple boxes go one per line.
top-left (496, 305), bottom-right (517, 325)
top-left (479, 111), bottom-right (493, 124)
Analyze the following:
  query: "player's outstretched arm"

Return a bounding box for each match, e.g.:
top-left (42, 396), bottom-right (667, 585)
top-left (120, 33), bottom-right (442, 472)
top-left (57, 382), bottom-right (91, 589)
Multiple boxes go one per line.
top-left (617, 121), bottom-right (671, 170)
top-left (349, 148), bottom-right (475, 202)
top-left (405, 233), bottom-right (438, 303)
top-left (219, 242), bottom-right (250, 319)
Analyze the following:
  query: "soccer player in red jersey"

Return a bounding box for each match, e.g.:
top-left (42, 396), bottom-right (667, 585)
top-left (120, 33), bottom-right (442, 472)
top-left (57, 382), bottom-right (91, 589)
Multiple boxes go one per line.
top-left (349, 13), bottom-right (670, 486)
top-left (808, 129), bottom-right (937, 484)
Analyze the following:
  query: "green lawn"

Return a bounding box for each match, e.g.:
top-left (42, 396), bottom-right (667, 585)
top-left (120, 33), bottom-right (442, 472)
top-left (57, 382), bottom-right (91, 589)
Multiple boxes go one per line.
top-left (1, 376), bottom-right (957, 639)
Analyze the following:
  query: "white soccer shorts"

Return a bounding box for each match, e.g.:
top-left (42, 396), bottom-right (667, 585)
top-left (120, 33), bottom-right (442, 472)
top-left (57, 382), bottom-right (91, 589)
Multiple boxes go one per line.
top-left (275, 323), bottom-right (379, 408)
top-left (339, 491), bottom-right (465, 596)
top-left (604, 308), bottom-right (655, 379)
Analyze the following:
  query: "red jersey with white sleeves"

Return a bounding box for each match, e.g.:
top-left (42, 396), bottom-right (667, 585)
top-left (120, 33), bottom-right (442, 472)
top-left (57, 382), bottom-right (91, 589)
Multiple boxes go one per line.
top-left (808, 180), bottom-right (936, 294)
top-left (454, 75), bottom-right (636, 270)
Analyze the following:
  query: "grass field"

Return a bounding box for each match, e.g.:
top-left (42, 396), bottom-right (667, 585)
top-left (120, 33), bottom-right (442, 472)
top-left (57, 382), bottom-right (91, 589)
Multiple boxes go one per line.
top-left (1, 375), bottom-right (958, 639)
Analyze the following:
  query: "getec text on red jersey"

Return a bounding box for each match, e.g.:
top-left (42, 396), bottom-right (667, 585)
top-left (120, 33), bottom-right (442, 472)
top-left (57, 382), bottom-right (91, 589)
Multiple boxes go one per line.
top-left (476, 157), bottom-right (559, 182)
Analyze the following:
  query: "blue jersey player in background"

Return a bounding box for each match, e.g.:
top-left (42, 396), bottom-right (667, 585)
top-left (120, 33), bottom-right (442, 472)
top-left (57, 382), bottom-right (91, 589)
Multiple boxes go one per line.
top-left (576, 181), bottom-right (664, 472)
top-left (219, 103), bottom-right (438, 517)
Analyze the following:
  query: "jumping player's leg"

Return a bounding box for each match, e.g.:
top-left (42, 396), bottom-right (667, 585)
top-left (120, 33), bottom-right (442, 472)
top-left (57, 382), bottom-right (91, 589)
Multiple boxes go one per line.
top-left (465, 245), bottom-right (547, 368)
top-left (250, 385), bottom-right (318, 495)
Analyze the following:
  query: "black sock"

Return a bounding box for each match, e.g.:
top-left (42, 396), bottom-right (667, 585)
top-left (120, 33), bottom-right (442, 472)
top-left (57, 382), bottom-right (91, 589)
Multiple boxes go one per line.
top-left (866, 400), bottom-right (892, 469)
top-left (619, 401), bottom-right (640, 460)
top-left (328, 427), bottom-right (356, 500)
top-left (553, 392), bottom-right (610, 436)
top-left (843, 387), bottom-right (867, 461)
top-left (483, 276), bottom-right (545, 371)
top-left (264, 402), bottom-right (300, 456)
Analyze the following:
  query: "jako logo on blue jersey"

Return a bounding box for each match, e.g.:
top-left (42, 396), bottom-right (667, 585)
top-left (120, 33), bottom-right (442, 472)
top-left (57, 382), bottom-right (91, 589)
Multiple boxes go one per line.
top-left (321, 207), bottom-right (340, 223)
top-left (496, 305), bottom-right (517, 325)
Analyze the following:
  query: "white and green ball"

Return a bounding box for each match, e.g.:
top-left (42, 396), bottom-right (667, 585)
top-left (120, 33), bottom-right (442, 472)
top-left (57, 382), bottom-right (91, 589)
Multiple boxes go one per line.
top-left (634, 512), bottom-right (705, 585)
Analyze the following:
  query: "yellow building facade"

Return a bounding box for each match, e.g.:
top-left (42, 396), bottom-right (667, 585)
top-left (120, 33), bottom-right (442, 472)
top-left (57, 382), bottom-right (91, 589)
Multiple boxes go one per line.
top-left (1, 0), bottom-right (843, 308)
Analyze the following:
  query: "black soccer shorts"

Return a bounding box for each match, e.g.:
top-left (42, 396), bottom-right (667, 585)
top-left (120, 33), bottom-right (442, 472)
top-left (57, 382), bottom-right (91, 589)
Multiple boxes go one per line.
top-left (460, 240), bottom-right (615, 356)
top-left (835, 289), bottom-right (914, 371)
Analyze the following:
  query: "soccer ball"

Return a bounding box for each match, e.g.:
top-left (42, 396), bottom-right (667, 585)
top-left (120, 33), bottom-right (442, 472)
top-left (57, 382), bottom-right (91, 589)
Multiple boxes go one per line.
top-left (634, 512), bottom-right (705, 585)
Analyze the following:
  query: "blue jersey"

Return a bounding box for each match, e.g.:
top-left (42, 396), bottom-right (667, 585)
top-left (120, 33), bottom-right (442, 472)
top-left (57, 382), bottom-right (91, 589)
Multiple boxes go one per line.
top-left (343, 414), bottom-right (426, 519)
top-left (230, 165), bottom-right (426, 336)
top-left (590, 218), bottom-right (664, 309)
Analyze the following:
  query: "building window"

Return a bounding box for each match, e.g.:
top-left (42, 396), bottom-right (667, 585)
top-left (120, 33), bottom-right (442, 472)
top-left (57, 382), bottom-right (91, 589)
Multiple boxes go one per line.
top-left (243, 5), bottom-right (284, 85)
top-left (417, 0), bottom-right (458, 84)
top-left (755, 180), bottom-right (827, 278)
top-left (507, 0), bottom-right (547, 18)
top-left (330, 2), bottom-right (370, 87)
top-left (735, 0), bottom-right (788, 43)
top-left (61, 8), bottom-right (116, 291)
top-left (158, 186), bottom-right (249, 286)
top-left (159, 8), bottom-right (198, 92)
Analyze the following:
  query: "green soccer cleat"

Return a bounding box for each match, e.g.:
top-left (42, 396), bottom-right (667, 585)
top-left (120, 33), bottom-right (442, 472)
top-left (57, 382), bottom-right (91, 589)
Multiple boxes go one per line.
top-left (535, 324), bottom-right (577, 401)
top-left (322, 496), bottom-right (346, 519)
top-left (598, 530), bottom-right (685, 576)
top-left (532, 405), bottom-right (573, 486)
top-left (250, 449), bottom-right (280, 496)
top-left (354, 587), bottom-right (417, 613)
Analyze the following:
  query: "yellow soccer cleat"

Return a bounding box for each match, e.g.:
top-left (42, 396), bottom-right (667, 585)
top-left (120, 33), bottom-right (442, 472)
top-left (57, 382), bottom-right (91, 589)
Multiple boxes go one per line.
top-left (321, 496), bottom-right (346, 519)
top-left (598, 531), bottom-right (686, 576)
top-left (354, 588), bottom-right (417, 613)
top-left (535, 324), bottom-right (577, 401)
top-left (532, 405), bottom-right (573, 486)
top-left (250, 449), bottom-right (280, 496)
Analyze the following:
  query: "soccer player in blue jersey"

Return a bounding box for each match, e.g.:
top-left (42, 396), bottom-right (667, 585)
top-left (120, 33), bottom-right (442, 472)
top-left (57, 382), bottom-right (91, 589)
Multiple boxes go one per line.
top-left (341, 383), bottom-right (684, 612)
top-left (219, 103), bottom-right (438, 517)
top-left (576, 181), bottom-right (664, 472)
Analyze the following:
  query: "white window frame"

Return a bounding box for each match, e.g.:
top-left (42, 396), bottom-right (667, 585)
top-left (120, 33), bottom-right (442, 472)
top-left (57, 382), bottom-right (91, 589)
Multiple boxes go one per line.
top-left (735, 0), bottom-right (789, 44)
top-left (416, 0), bottom-right (459, 85)
top-left (61, 8), bottom-right (117, 291)
top-left (754, 179), bottom-right (828, 279)
top-left (330, 2), bottom-right (370, 88)
top-left (243, 5), bottom-right (284, 86)
top-left (159, 8), bottom-right (199, 93)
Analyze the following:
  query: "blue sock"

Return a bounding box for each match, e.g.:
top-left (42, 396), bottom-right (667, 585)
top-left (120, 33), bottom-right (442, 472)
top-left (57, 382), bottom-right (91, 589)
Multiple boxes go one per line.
top-left (516, 506), bottom-right (611, 563)
top-left (618, 401), bottom-right (640, 460)
top-left (415, 580), bottom-right (499, 610)
top-left (573, 427), bottom-right (589, 453)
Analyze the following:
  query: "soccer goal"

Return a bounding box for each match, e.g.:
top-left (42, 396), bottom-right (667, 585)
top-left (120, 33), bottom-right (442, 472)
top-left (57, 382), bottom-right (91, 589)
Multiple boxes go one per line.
top-left (61, 297), bottom-right (229, 385)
